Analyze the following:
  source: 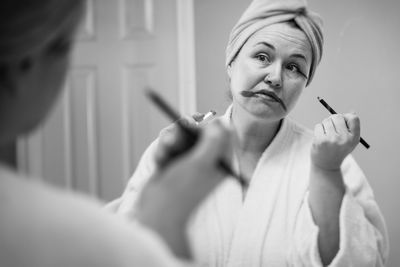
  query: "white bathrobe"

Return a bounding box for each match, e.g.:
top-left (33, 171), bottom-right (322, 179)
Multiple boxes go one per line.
top-left (111, 107), bottom-right (389, 267)
top-left (0, 164), bottom-right (192, 267)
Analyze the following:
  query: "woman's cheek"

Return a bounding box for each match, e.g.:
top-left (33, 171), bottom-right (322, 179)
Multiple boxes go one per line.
top-left (285, 89), bottom-right (303, 112)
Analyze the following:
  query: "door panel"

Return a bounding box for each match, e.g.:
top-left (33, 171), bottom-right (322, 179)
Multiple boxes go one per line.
top-left (17, 0), bottom-right (195, 201)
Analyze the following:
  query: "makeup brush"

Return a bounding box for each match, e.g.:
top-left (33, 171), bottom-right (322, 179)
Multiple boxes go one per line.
top-left (146, 88), bottom-right (247, 186)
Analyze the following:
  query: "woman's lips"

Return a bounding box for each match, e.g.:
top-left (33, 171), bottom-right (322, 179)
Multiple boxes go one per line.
top-left (241, 90), bottom-right (287, 111)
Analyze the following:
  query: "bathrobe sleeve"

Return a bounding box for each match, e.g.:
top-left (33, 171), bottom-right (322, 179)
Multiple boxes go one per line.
top-left (104, 139), bottom-right (160, 218)
top-left (290, 155), bottom-right (389, 266)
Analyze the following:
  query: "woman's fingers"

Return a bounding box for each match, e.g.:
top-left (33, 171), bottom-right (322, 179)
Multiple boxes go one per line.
top-left (193, 111), bottom-right (217, 126)
top-left (154, 112), bottom-right (222, 170)
top-left (329, 114), bottom-right (349, 134)
top-left (320, 113), bottom-right (359, 138)
top-left (155, 117), bottom-right (198, 168)
top-left (192, 112), bottom-right (205, 122)
top-left (155, 124), bottom-right (179, 167)
top-left (311, 112), bottom-right (361, 171)
top-left (322, 117), bottom-right (337, 135)
top-left (178, 115), bottom-right (198, 128)
top-left (343, 113), bottom-right (361, 139)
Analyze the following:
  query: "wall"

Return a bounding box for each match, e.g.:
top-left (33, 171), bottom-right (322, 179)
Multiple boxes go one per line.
top-left (194, 0), bottom-right (400, 266)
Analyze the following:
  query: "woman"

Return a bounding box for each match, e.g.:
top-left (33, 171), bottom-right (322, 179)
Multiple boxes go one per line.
top-left (0, 0), bottom-right (234, 266)
top-left (110, 0), bottom-right (389, 266)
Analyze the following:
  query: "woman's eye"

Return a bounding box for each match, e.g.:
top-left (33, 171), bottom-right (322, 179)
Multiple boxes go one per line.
top-left (47, 37), bottom-right (73, 56)
top-left (287, 64), bottom-right (299, 72)
top-left (287, 63), bottom-right (308, 79)
top-left (256, 54), bottom-right (270, 63)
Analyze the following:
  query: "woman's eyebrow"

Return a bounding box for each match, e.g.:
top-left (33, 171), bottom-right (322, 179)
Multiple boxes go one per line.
top-left (291, 53), bottom-right (308, 63)
top-left (253, 42), bottom-right (308, 64)
top-left (254, 41), bottom-right (275, 50)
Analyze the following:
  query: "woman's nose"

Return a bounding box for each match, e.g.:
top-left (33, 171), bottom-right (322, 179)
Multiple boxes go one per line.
top-left (264, 65), bottom-right (282, 88)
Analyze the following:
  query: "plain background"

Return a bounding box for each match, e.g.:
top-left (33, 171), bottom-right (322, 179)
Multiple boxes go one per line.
top-left (194, 0), bottom-right (399, 266)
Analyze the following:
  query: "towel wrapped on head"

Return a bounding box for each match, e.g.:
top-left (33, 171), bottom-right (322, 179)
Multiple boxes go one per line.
top-left (226, 0), bottom-right (324, 85)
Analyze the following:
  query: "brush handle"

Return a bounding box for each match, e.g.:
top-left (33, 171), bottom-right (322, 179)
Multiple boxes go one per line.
top-left (146, 89), bottom-right (247, 185)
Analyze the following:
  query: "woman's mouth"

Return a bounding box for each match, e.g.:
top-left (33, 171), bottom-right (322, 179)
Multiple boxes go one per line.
top-left (241, 90), bottom-right (287, 111)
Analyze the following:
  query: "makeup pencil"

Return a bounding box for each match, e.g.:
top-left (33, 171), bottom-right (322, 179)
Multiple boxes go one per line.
top-left (146, 88), bottom-right (247, 186)
top-left (317, 97), bottom-right (370, 149)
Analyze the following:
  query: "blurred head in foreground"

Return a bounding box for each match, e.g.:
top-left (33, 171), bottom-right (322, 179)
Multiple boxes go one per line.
top-left (0, 0), bottom-right (85, 146)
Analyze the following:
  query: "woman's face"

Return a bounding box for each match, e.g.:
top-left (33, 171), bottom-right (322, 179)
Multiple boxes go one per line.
top-left (0, 11), bottom-right (82, 143)
top-left (21, 25), bottom-right (77, 130)
top-left (228, 22), bottom-right (312, 122)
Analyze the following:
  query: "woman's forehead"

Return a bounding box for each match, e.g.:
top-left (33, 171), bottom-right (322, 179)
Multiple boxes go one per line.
top-left (244, 23), bottom-right (312, 59)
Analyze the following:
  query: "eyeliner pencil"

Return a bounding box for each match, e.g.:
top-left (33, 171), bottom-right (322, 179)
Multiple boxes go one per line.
top-left (146, 88), bottom-right (247, 186)
top-left (317, 97), bottom-right (370, 149)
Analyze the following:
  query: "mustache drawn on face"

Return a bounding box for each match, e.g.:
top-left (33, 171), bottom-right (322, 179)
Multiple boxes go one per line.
top-left (241, 90), bottom-right (287, 111)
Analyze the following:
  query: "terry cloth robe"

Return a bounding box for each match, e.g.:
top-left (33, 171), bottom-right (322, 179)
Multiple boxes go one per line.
top-left (109, 106), bottom-right (389, 267)
top-left (0, 164), bottom-right (193, 267)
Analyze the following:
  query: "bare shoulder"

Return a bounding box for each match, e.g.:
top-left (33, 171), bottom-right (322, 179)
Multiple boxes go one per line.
top-left (0, 167), bottom-right (181, 267)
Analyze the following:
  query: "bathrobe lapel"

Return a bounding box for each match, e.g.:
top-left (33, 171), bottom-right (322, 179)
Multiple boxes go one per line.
top-left (188, 107), bottom-right (311, 266)
top-left (214, 110), bottom-right (310, 266)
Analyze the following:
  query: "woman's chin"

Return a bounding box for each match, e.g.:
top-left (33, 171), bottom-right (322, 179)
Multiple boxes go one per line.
top-left (244, 102), bottom-right (286, 120)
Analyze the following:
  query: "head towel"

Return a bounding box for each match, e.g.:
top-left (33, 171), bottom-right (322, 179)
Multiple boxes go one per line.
top-left (226, 0), bottom-right (324, 85)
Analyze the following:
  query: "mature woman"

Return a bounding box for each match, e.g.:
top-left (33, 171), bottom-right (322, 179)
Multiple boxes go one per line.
top-left (0, 0), bottom-right (233, 266)
top-left (110, 0), bottom-right (389, 266)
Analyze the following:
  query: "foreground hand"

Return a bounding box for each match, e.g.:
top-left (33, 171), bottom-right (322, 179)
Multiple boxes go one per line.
top-left (154, 116), bottom-right (198, 169)
top-left (311, 113), bottom-right (360, 171)
top-left (155, 111), bottom-right (217, 169)
top-left (136, 119), bottom-right (232, 258)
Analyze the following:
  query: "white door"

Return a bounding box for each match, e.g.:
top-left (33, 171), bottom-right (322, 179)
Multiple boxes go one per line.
top-left (17, 0), bottom-right (196, 201)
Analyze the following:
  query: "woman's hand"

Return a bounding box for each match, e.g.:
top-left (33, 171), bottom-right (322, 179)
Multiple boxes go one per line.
top-left (136, 119), bottom-right (233, 259)
top-left (154, 116), bottom-right (198, 169)
top-left (311, 113), bottom-right (360, 171)
top-left (309, 112), bottom-right (361, 265)
top-left (154, 111), bottom-right (217, 169)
